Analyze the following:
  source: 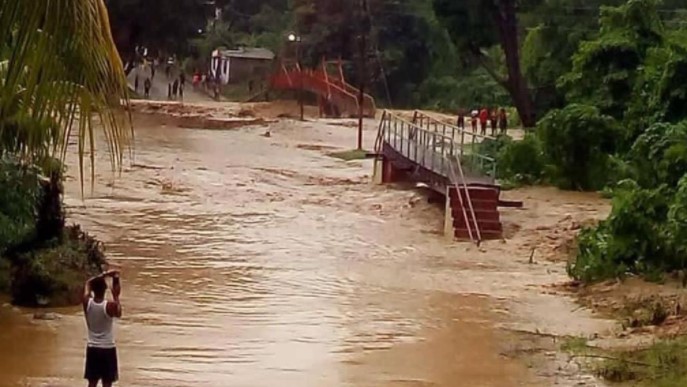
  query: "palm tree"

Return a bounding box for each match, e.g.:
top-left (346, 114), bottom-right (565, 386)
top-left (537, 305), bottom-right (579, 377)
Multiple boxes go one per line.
top-left (0, 0), bottom-right (132, 170)
top-left (0, 0), bottom-right (132, 240)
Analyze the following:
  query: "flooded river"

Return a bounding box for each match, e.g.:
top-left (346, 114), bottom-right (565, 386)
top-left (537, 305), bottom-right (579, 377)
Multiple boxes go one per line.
top-left (0, 113), bottom-right (603, 386)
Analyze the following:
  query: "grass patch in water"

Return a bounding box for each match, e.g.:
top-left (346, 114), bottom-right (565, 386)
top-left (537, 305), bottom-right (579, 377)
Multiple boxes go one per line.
top-left (328, 149), bottom-right (370, 161)
top-left (596, 338), bottom-right (687, 386)
top-left (561, 336), bottom-right (589, 354)
top-left (561, 335), bottom-right (687, 386)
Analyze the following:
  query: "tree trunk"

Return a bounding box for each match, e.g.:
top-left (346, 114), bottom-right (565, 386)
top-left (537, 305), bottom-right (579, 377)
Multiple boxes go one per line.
top-left (36, 169), bottom-right (64, 243)
top-left (492, 0), bottom-right (536, 128)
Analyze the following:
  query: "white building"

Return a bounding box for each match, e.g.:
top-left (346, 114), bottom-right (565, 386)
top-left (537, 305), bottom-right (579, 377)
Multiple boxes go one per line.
top-left (210, 47), bottom-right (275, 85)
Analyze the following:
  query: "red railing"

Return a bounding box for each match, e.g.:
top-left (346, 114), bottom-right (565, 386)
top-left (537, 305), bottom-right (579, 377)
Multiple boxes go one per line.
top-left (270, 62), bottom-right (376, 118)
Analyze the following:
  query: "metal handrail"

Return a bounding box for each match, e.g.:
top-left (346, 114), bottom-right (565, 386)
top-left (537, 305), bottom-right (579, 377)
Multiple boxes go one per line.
top-left (413, 111), bottom-right (497, 179)
top-left (418, 111), bottom-right (497, 141)
top-left (374, 110), bottom-right (387, 155)
top-left (448, 155), bottom-right (482, 245)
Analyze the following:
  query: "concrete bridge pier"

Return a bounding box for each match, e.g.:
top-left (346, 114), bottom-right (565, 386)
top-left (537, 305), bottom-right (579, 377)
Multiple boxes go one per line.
top-left (372, 157), bottom-right (404, 185)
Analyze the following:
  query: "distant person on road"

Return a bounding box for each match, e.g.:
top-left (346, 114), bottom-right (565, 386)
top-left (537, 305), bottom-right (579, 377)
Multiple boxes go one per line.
top-left (179, 73), bottom-right (186, 88)
top-left (193, 72), bottom-right (201, 89)
top-left (457, 108), bottom-right (466, 130)
top-left (151, 65), bottom-right (155, 80)
top-left (470, 110), bottom-right (478, 132)
top-left (83, 269), bottom-right (122, 387)
top-left (134, 74), bottom-right (139, 93)
top-left (490, 108), bottom-right (498, 136)
top-left (172, 79), bottom-right (179, 99)
top-left (479, 108), bottom-right (489, 136)
top-left (498, 108), bottom-right (508, 134)
top-left (213, 81), bottom-right (220, 101)
top-left (143, 78), bottom-right (151, 99)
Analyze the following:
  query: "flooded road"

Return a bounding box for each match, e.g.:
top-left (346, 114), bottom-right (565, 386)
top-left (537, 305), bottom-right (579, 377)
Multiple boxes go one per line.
top-left (0, 112), bottom-right (607, 386)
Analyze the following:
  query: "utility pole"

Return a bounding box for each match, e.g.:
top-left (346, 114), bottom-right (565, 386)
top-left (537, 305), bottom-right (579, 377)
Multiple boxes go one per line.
top-left (357, 0), bottom-right (370, 150)
top-left (287, 33), bottom-right (305, 121)
top-left (298, 39), bottom-right (304, 121)
top-left (289, 33), bottom-right (304, 121)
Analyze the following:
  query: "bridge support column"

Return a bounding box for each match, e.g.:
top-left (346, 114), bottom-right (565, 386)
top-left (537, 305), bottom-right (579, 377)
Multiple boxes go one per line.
top-left (444, 186), bottom-right (456, 240)
top-left (372, 159), bottom-right (383, 184)
top-left (372, 157), bottom-right (400, 184)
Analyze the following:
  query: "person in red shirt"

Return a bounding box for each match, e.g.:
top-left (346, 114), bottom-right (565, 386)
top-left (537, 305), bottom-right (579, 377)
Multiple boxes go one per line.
top-left (479, 108), bottom-right (489, 135)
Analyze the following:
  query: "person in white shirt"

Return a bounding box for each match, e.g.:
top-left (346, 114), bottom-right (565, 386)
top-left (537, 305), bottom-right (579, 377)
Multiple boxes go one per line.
top-left (83, 270), bottom-right (122, 387)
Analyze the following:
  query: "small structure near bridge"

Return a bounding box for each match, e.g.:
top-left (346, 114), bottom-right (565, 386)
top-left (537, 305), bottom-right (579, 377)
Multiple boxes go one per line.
top-left (211, 47), bottom-right (275, 85)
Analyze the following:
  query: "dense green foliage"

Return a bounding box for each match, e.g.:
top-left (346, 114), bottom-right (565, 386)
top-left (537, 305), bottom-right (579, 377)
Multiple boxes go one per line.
top-left (537, 104), bottom-right (618, 190)
top-left (571, 120), bottom-right (687, 282)
top-left (572, 180), bottom-right (673, 282)
top-left (496, 135), bottom-right (545, 185)
top-left (478, 134), bottom-right (544, 185)
top-left (0, 160), bottom-right (41, 254)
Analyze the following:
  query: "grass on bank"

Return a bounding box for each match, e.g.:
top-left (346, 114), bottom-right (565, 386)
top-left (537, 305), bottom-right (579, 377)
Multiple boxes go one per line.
top-left (328, 149), bottom-right (370, 161)
top-left (561, 336), bottom-right (687, 386)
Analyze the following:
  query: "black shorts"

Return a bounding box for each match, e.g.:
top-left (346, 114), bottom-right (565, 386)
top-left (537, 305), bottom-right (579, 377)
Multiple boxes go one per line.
top-left (84, 347), bottom-right (118, 383)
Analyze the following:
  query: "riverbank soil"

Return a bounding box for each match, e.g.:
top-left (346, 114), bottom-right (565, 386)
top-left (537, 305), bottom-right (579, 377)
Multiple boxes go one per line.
top-left (0, 100), bottom-right (617, 386)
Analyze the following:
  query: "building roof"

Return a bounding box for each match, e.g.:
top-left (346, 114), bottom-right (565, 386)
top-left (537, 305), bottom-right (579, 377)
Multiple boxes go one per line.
top-left (213, 47), bottom-right (275, 60)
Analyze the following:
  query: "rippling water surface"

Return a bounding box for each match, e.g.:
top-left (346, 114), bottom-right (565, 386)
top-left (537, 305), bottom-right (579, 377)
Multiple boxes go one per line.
top-left (0, 117), bottom-right (534, 386)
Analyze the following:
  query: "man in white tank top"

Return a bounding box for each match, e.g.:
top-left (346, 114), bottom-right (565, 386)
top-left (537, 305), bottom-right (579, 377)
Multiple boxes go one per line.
top-left (83, 270), bottom-right (122, 387)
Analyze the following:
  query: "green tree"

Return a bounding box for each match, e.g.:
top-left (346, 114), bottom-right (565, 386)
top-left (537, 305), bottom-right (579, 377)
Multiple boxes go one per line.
top-left (433, 0), bottom-right (538, 127)
top-left (558, 0), bottom-right (664, 120)
top-left (106, 0), bottom-right (211, 70)
top-left (537, 104), bottom-right (617, 190)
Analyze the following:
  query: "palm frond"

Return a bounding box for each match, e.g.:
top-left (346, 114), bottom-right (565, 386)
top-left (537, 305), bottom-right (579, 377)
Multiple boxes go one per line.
top-left (0, 0), bottom-right (132, 184)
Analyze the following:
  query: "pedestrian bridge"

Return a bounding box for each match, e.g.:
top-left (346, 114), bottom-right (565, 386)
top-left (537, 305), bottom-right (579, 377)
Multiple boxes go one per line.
top-left (373, 110), bottom-right (510, 245)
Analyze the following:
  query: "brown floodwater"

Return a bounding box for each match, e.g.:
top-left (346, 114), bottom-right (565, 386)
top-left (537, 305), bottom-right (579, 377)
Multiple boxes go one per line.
top-left (0, 115), bottom-right (542, 386)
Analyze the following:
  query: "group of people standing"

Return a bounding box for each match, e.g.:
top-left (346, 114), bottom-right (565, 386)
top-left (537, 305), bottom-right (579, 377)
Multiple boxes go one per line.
top-left (457, 107), bottom-right (508, 136)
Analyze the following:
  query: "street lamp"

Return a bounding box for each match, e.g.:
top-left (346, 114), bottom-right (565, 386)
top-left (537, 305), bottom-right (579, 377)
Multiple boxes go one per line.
top-left (287, 32), bottom-right (304, 121)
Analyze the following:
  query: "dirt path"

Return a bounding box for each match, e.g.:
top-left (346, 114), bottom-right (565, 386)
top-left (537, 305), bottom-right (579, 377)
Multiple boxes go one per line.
top-left (128, 65), bottom-right (213, 103)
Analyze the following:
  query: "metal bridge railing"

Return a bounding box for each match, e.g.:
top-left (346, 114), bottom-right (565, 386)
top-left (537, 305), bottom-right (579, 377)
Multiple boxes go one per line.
top-left (411, 111), bottom-right (497, 180)
top-left (378, 112), bottom-right (459, 179)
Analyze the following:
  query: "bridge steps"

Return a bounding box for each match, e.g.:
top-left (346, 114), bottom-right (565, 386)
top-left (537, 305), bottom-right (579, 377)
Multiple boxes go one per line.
top-left (448, 185), bottom-right (503, 241)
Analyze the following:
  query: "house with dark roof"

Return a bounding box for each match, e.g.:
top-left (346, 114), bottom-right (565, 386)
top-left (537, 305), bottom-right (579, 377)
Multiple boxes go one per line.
top-left (210, 47), bottom-right (275, 85)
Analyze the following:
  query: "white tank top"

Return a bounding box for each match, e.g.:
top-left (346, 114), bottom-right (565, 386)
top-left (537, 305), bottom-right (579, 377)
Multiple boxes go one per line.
top-left (86, 299), bottom-right (115, 348)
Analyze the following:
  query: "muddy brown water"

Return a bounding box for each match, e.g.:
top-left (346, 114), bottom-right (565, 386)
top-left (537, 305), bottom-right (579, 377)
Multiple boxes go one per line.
top-left (0, 116), bottom-right (556, 386)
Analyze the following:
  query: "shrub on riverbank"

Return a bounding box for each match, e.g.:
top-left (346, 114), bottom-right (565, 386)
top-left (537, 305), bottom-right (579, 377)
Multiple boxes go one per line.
top-left (568, 119), bottom-right (687, 283)
top-left (10, 225), bottom-right (105, 307)
top-left (570, 181), bottom-right (675, 282)
top-left (537, 104), bottom-right (618, 191)
top-left (477, 134), bottom-right (545, 186)
top-left (0, 159), bottom-right (106, 307)
top-left (0, 159), bottom-right (42, 253)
